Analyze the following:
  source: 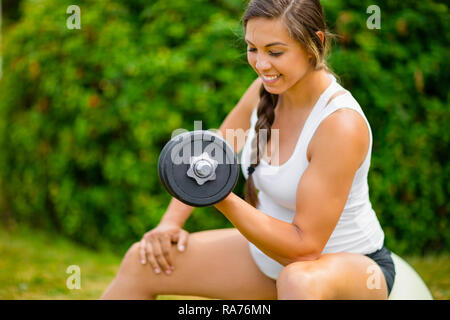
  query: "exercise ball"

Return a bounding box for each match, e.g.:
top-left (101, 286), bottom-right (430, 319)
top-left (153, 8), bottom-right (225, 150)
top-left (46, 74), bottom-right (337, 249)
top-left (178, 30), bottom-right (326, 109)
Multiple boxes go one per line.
top-left (388, 252), bottom-right (433, 300)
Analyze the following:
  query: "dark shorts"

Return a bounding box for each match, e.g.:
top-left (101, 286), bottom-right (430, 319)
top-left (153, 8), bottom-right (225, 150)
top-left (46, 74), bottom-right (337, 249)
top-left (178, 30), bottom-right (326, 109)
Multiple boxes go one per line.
top-left (365, 246), bottom-right (396, 296)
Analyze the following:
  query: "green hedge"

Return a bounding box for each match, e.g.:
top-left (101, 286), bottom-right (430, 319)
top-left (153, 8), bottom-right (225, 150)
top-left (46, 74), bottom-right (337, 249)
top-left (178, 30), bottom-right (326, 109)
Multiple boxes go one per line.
top-left (0, 0), bottom-right (448, 255)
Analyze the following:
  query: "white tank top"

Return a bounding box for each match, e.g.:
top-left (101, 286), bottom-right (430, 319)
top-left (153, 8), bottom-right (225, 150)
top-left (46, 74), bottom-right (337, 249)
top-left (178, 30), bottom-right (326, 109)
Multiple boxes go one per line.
top-left (240, 73), bottom-right (384, 279)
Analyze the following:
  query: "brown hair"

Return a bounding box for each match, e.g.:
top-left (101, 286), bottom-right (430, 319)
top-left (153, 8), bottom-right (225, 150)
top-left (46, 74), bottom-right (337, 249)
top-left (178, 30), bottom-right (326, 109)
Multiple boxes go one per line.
top-left (242, 0), bottom-right (337, 207)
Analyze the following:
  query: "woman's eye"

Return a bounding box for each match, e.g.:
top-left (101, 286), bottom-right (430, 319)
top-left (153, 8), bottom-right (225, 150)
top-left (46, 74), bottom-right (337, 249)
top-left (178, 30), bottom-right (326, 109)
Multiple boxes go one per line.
top-left (269, 51), bottom-right (283, 57)
top-left (247, 48), bottom-right (283, 57)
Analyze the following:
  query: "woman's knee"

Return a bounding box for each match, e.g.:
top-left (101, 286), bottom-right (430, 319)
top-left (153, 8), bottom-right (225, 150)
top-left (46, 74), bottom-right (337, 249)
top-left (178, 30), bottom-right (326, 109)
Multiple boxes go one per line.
top-left (117, 242), bottom-right (148, 278)
top-left (276, 261), bottom-right (327, 299)
top-left (125, 241), bottom-right (141, 260)
top-left (101, 242), bottom-right (157, 299)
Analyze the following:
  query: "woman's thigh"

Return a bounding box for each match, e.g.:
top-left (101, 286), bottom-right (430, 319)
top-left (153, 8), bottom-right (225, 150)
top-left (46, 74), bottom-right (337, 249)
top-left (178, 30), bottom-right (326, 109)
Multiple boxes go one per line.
top-left (277, 252), bottom-right (388, 300)
top-left (103, 228), bottom-right (277, 300)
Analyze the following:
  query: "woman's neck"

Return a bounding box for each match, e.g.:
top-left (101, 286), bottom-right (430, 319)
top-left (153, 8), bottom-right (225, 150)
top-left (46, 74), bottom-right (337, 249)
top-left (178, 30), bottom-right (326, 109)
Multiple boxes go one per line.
top-left (279, 68), bottom-right (331, 111)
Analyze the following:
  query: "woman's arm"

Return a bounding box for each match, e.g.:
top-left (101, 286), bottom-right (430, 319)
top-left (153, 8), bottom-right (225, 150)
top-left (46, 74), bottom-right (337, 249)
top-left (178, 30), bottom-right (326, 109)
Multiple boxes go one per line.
top-left (159, 77), bottom-right (262, 227)
top-left (140, 77), bottom-right (264, 273)
top-left (159, 198), bottom-right (195, 227)
top-left (215, 108), bottom-right (370, 264)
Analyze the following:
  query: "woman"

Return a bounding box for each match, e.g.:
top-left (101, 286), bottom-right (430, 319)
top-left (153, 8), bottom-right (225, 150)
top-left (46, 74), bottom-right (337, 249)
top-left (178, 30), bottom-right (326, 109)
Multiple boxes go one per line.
top-left (101, 0), bottom-right (395, 300)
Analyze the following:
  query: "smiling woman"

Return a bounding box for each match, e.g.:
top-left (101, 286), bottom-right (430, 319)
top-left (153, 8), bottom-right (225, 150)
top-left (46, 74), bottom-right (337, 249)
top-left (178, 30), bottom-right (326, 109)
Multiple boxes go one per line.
top-left (238, 0), bottom-right (397, 300)
top-left (100, 0), bottom-right (431, 300)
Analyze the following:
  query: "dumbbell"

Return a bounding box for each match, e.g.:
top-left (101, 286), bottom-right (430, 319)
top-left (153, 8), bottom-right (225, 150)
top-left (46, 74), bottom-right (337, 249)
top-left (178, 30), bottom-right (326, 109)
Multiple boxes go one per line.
top-left (158, 130), bottom-right (240, 207)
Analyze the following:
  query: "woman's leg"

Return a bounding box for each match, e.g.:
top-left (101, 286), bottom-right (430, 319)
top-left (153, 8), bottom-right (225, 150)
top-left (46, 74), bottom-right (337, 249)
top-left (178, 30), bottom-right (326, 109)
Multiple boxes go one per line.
top-left (100, 228), bottom-right (277, 300)
top-left (276, 252), bottom-right (388, 300)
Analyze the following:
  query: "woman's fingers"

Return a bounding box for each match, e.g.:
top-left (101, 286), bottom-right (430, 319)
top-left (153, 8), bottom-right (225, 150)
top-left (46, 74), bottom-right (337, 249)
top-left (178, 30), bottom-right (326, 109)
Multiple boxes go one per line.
top-left (177, 230), bottom-right (188, 252)
top-left (170, 230), bottom-right (187, 252)
top-left (150, 236), bottom-right (172, 274)
top-left (161, 233), bottom-right (175, 270)
top-left (144, 240), bottom-right (161, 274)
top-left (140, 228), bottom-right (188, 275)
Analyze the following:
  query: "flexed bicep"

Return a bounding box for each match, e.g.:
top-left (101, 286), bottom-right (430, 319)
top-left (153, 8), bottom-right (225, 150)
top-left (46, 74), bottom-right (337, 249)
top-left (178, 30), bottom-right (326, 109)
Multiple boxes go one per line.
top-left (291, 108), bottom-right (370, 257)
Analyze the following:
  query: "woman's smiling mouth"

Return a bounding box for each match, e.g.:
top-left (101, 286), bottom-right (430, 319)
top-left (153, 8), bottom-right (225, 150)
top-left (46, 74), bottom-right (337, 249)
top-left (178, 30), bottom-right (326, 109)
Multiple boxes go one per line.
top-left (261, 74), bottom-right (281, 83)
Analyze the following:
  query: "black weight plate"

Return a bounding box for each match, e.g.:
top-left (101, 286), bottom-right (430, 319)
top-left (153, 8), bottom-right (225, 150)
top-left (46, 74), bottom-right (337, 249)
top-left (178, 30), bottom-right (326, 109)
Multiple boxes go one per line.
top-left (163, 130), bottom-right (239, 207)
top-left (161, 132), bottom-right (199, 198)
top-left (167, 132), bottom-right (238, 206)
top-left (158, 137), bottom-right (178, 197)
top-left (159, 131), bottom-right (213, 198)
top-left (161, 131), bottom-right (208, 201)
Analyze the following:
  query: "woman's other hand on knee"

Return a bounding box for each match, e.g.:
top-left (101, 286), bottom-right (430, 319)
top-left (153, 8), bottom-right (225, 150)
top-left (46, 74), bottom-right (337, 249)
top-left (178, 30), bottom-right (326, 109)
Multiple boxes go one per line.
top-left (138, 222), bottom-right (189, 276)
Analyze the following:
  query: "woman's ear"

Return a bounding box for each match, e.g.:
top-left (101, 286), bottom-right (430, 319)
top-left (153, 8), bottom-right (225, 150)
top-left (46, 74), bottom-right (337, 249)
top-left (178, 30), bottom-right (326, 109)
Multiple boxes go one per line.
top-left (315, 31), bottom-right (324, 46)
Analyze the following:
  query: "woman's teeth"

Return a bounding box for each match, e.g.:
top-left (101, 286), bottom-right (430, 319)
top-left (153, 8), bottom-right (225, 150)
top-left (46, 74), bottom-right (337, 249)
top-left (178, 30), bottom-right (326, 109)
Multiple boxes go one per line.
top-left (262, 74), bottom-right (281, 82)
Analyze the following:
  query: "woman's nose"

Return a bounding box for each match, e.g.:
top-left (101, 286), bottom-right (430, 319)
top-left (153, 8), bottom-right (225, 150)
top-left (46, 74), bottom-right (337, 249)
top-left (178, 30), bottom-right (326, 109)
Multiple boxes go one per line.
top-left (255, 56), bottom-right (271, 71)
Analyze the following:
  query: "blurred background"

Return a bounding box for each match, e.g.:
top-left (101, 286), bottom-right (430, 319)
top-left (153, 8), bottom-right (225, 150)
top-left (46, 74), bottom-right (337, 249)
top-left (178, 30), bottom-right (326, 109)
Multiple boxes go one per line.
top-left (0, 0), bottom-right (448, 299)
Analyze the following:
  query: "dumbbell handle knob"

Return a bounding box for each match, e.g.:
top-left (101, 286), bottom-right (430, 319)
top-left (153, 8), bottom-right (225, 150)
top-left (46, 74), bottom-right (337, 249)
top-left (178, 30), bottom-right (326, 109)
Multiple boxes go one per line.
top-left (187, 152), bottom-right (218, 185)
top-left (194, 160), bottom-right (213, 177)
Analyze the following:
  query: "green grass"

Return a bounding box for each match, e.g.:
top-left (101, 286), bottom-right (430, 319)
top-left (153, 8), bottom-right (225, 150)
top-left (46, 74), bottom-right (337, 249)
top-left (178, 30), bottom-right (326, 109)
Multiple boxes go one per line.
top-left (0, 226), bottom-right (209, 300)
top-left (401, 255), bottom-right (450, 300)
top-left (0, 226), bottom-right (448, 300)
top-left (0, 226), bottom-right (121, 299)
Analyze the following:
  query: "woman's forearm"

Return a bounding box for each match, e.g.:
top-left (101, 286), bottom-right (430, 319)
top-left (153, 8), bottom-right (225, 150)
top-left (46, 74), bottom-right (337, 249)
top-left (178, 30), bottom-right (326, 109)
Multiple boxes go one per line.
top-left (160, 198), bottom-right (194, 227)
top-left (214, 193), bottom-right (320, 265)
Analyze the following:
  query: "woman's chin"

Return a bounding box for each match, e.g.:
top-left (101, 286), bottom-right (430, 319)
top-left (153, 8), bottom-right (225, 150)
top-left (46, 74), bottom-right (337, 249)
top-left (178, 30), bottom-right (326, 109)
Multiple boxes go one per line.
top-left (264, 86), bottom-right (283, 95)
top-left (262, 80), bottom-right (287, 95)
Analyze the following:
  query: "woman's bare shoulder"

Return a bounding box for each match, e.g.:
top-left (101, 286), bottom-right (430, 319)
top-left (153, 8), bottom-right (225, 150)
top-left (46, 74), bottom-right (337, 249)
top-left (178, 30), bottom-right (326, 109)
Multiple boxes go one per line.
top-left (308, 108), bottom-right (370, 165)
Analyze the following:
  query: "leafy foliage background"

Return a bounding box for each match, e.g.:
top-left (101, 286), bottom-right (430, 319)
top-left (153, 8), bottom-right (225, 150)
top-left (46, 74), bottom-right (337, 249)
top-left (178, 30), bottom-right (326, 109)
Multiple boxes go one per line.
top-left (0, 0), bottom-right (448, 255)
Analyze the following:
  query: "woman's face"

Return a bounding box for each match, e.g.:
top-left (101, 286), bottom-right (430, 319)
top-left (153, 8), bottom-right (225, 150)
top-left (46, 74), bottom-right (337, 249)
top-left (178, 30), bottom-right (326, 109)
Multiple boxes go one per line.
top-left (245, 17), bottom-right (313, 95)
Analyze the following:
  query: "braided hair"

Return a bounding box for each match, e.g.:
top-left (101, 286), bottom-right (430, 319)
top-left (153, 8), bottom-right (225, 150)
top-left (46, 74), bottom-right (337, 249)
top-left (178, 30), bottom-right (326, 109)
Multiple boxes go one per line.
top-left (245, 86), bottom-right (278, 207)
